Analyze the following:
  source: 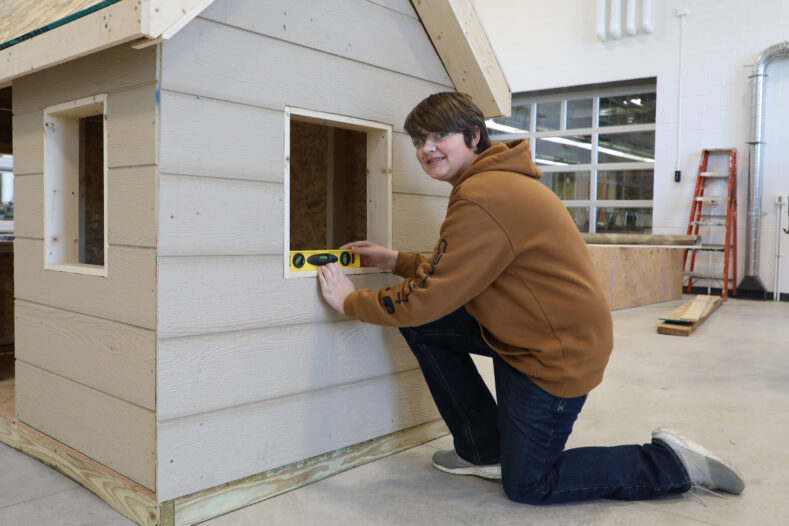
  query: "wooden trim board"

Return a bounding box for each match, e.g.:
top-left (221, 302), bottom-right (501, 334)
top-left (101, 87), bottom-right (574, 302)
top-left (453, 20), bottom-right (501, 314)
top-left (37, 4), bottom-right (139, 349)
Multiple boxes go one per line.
top-left (1, 404), bottom-right (447, 526)
top-left (410, 0), bottom-right (510, 117)
top-left (0, 0), bottom-right (216, 85)
top-left (657, 295), bottom-right (723, 336)
top-left (170, 418), bottom-right (448, 526)
top-left (0, 414), bottom-right (165, 526)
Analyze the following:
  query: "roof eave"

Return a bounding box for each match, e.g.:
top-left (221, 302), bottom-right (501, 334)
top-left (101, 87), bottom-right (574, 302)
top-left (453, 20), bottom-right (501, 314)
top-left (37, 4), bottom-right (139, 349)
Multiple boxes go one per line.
top-left (411, 0), bottom-right (511, 118)
top-left (0, 0), bottom-right (215, 86)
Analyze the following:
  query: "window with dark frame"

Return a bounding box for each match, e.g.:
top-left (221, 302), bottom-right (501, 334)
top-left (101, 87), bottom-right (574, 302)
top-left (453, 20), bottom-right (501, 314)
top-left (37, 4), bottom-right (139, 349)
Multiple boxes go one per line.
top-left (486, 79), bottom-right (656, 234)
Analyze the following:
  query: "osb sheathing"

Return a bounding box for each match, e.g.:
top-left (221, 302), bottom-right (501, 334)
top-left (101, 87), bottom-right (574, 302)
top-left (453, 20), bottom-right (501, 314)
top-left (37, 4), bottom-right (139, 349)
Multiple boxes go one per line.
top-left (0, 0), bottom-right (103, 44)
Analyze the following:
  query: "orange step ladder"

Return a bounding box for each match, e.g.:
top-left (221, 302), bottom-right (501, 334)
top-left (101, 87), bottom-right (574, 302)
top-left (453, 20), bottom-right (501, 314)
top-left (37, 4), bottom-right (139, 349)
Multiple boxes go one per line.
top-left (684, 149), bottom-right (738, 299)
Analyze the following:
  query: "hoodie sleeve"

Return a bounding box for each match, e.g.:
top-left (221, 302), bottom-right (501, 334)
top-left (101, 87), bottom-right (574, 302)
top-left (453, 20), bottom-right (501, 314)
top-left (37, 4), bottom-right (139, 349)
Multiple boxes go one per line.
top-left (392, 251), bottom-right (428, 279)
top-left (343, 198), bottom-right (515, 327)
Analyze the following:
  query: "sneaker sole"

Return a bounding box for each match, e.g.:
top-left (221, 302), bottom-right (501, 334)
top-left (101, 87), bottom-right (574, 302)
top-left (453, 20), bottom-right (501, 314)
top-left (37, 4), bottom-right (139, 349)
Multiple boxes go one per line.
top-left (431, 461), bottom-right (501, 480)
top-left (652, 427), bottom-right (744, 494)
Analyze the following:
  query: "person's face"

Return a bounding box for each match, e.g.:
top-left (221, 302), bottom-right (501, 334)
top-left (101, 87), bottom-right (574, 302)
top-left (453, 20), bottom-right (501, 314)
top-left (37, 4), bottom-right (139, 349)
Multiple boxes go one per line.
top-left (413, 127), bottom-right (480, 185)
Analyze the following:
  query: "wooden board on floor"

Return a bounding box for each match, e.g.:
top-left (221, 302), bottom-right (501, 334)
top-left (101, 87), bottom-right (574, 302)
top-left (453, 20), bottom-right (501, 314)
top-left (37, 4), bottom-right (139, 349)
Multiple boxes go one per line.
top-left (657, 295), bottom-right (723, 336)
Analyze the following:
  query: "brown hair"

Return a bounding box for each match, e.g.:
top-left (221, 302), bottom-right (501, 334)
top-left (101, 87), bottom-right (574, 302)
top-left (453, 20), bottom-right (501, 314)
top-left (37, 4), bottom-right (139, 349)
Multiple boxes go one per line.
top-left (404, 92), bottom-right (491, 153)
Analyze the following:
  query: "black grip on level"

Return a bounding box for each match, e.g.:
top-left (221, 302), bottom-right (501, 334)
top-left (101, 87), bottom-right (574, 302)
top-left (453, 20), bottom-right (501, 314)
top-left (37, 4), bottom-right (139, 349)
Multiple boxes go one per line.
top-left (307, 253), bottom-right (339, 266)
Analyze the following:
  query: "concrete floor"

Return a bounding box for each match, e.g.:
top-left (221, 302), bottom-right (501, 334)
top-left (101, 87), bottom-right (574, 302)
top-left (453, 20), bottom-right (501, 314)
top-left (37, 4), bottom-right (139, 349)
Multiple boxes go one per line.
top-left (1, 296), bottom-right (787, 525)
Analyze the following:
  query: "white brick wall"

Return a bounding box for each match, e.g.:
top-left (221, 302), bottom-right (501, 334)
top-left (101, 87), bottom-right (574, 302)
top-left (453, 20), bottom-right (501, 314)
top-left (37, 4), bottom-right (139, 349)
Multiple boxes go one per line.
top-left (476, 0), bottom-right (789, 294)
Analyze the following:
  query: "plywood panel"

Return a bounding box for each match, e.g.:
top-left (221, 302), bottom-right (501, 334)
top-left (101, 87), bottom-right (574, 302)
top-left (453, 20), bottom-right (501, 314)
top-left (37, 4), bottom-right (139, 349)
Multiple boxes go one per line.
top-left (392, 192), bottom-right (447, 253)
top-left (10, 174), bottom-right (42, 239)
top-left (161, 17), bottom-right (448, 132)
top-left (13, 44), bottom-right (157, 115)
top-left (15, 361), bottom-right (156, 490)
top-left (15, 301), bottom-right (155, 410)
top-left (391, 132), bottom-right (450, 197)
top-left (157, 369), bottom-right (438, 500)
top-left (11, 110), bottom-right (43, 176)
top-left (587, 246), bottom-right (684, 310)
top-left (0, 0), bottom-right (99, 43)
top-left (198, 0), bottom-right (450, 87)
top-left (109, 165), bottom-right (156, 248)
top-left (157, 254), bottom-right (400, 338)
top-left (14, 238), bottom-right (156, 329)
top-left (159, 90), bottom-right (284, 182)
top-left (158, 321), bottom-right (416, 420)
top-left (158, 175), bottom-right (283, 256)
top-left (289, 120), bottom-right (328, 249)
top-left (107, 83), bottom-right (157, 168)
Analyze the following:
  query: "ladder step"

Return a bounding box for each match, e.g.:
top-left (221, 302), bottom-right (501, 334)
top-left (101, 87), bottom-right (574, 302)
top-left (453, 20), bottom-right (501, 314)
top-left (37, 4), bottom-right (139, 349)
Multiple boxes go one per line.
top-left (705, 148), bottom-right (736, 153)
top-left (696, 244), bottom-right (726, 251)
top-left (696, 196), bottom-right (724, 202)
top-left (692, 220), bottom-right (727, 226)
top-left (685, 273), bottom-right (725, 281)
top-left (699, 214), bottom-right (727, 218)
top-left (700, 172), bottom-right (730, 177)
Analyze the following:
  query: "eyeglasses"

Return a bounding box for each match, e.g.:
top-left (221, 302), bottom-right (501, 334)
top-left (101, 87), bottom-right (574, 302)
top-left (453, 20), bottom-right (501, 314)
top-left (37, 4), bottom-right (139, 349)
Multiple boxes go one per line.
top-left (411, 131), bottom-right (458, 148)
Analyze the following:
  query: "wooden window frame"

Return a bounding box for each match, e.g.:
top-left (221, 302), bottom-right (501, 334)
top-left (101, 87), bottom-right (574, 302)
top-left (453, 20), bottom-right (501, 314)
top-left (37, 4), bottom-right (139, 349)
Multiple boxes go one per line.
top-left (43, 94), bottom-right (108, 277)
top-left (284, 107), bottom-right (392, 279)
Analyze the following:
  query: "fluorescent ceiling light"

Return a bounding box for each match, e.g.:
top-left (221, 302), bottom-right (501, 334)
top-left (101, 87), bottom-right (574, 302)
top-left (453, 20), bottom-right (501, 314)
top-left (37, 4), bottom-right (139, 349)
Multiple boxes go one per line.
top-left (541, 136), bottom-right (654, 162)
top-left (598, 146), bottom-right (653, 162)
top-left (535, 158), bottom-right (569, 166)
top-left (485, 119), bottom-right (528, 133)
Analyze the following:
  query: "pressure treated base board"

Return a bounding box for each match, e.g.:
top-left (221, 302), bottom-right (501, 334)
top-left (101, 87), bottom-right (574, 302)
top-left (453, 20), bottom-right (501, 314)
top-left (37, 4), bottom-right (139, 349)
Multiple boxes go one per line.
top-left (170, 418), bottom-right (448, 526)
top-left (0, 409), bottom-right (447, 526)
top-left (0, 414), bottom-right (166, 526)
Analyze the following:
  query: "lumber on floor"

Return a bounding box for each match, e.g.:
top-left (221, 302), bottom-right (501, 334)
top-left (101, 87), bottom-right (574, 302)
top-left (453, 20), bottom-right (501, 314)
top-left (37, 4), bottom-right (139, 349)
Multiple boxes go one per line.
top-left (657, 295), bottom-right (723, 336)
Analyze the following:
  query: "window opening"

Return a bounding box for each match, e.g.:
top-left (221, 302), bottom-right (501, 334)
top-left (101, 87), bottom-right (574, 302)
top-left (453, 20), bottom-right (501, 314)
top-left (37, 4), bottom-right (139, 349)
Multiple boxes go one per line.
top-left (44, 95), bottom-right (107, 275)
top-left (285, 108), bottom-right (391, 278)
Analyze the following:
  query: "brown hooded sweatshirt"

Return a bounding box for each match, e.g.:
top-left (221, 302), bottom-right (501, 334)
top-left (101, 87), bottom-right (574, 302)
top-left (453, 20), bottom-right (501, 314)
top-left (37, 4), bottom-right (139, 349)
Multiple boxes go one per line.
top-left (344, 139), bottom-right (613, 398)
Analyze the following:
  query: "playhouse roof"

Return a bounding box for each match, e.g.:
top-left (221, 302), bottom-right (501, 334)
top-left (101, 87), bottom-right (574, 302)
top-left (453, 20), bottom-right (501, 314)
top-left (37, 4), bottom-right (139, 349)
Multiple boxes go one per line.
top-left (0, 0), bottom-right (509, 117)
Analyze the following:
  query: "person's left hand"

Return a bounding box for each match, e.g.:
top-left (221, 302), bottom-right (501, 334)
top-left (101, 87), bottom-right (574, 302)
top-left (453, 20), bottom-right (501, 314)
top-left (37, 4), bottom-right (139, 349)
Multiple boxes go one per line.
top-left (317, 262), bottom-right (356, 314)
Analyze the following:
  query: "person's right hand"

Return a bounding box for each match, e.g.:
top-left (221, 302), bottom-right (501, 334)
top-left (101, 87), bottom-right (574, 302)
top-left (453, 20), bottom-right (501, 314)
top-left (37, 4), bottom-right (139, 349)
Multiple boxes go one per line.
top-left (340, 240), bottom-right (397, 270)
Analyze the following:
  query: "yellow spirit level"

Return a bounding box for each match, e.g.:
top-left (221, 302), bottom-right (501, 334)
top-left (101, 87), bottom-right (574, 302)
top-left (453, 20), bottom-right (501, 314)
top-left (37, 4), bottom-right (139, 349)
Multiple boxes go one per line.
top-left (289, 249), bottom-right (361, 271)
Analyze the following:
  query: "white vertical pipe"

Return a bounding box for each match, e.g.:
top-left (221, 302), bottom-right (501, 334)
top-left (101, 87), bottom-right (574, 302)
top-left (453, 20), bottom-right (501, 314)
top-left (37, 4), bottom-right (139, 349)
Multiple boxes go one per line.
top-left (596, 0), bottom-right (609, 41)
top-left (626, 0), bottom-right (638, 36)
top-left (675, 11), bottom-right (687, 174)
top-left (641, 0), bottom-right (654, 34)
top-left (776, 200), bottom-right (782, 301)
top-left (609, 0), bottom-right (623, 40)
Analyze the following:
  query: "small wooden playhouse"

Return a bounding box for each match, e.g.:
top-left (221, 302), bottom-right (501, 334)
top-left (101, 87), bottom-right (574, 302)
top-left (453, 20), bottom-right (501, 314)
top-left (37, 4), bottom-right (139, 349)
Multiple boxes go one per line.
top-left (0, 0), bottom-right (509, 524)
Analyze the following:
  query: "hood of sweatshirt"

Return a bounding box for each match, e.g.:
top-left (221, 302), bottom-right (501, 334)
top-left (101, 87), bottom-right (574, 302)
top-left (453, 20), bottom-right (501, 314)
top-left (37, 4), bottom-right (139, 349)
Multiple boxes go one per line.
top-left (451, 139), bottom-right (543, 188)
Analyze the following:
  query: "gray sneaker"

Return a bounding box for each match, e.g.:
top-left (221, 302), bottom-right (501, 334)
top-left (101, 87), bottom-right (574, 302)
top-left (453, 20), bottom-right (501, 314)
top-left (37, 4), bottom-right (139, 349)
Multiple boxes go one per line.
top-left (652, 427), bottom-right (745, 494)
top-left (431, 450), bottom-right (501, 480)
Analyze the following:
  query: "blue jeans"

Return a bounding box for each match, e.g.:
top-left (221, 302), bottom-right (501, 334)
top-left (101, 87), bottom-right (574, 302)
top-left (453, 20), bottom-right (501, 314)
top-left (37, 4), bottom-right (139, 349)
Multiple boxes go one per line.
top-left (400, 307), bottom-right (691, 504)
